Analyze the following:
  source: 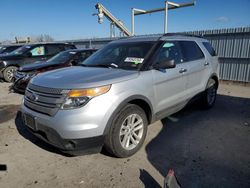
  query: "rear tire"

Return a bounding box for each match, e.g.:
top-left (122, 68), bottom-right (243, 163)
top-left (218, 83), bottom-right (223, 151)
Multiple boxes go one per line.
top-left (3, 66), bottom-right (17, 82)
top-left (201, 78), bottom-right (217, 109)
top-left (104, 104), bottom-right (148, 158)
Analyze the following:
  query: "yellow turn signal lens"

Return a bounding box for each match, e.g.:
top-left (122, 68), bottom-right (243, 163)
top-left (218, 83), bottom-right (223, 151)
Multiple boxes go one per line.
top-left (67, 85), bottom-right (111, 97)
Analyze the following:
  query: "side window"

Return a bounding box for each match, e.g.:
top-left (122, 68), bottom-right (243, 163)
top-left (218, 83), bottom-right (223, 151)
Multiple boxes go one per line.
top-left (179, 41), bottom-right (204, 62)
top-left (64, 45), bottom-right (76, 50)
top-left (30, 46), bottom-right (45, 56)
top-left (46, 45), bottom-right (62, 55)
top-left (202, 42), bottom-right (217, 56)
top-left (155, 41), bottom-right (182, 64)
top-left (79, 51), bottom-right (92, 62)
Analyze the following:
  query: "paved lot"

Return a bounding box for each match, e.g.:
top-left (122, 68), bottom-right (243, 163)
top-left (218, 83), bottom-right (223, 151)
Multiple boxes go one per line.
top-left (0, 82), bottom-right (250, 188)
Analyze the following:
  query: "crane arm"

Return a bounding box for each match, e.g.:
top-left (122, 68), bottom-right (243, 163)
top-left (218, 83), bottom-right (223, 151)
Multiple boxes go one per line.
top-left (95, 3), bottom-right (132, 37)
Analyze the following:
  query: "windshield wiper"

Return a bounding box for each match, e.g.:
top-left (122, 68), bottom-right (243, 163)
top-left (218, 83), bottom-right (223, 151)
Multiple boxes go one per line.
top-left (78, 64), bottom-right (90, 67)
top-left (88, 63), bottom-right (118, 68)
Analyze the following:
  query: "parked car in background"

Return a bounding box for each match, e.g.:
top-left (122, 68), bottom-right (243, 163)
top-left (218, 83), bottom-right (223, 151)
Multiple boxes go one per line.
top-left (0, 43), bottom-right (76, 82)
top-left (21, 34), bottom-right (219, 157)
top-left (0, 45), bottom-right (22, 55)
top-left (11, 49), bottom-right (97, 93)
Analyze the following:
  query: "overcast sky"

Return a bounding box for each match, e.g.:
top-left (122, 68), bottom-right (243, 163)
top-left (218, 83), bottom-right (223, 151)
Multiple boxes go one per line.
top-left (0, 0), bottom-right (250, 41)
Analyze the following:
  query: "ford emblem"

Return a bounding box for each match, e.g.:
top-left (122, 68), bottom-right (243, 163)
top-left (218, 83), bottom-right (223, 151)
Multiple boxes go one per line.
top-left (27, 92), bottom-right (38, 102)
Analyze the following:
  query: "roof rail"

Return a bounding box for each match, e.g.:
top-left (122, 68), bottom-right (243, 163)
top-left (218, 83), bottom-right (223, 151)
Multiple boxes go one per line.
top-left (162, 32), bottom-right (204, 38)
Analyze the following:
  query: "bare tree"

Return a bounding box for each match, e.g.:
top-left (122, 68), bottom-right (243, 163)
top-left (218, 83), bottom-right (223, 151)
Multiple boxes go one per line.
top-left (34, 34), bottom-right (54, 42)
top-left (43, 34), bottom-right (54, 42)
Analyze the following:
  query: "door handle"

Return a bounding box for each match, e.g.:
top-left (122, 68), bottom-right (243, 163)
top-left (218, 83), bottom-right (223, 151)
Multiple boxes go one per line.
top-left (204, 62), bottom-right (209, 66)
top-left (179, 68), bottom-right (187, 73)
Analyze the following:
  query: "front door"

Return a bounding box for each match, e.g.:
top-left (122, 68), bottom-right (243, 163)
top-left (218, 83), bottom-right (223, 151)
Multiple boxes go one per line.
top-left (152, 41), bottom-right (189, 115)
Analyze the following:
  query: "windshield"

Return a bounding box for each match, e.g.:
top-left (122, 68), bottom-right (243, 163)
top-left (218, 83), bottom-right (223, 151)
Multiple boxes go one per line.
top-left (81, 41), bottom-right (155, 70)
top-left (46, 51), bottom-right (76, 64)
top-left (10, 45), bottom-right (31, 55)
top-left (0, 47), bottom-right (6, 54)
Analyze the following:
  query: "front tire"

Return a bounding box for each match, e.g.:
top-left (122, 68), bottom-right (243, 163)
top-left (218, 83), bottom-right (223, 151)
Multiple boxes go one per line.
top-left (3, 66), bottom-right (17, 82)
top-left (104, 104), bottom-right (148, 158)
top-left (202, 78), bottom-right (217, 109)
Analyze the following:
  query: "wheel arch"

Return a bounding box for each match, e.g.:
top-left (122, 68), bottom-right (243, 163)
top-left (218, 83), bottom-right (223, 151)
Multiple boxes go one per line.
top-left (2, 64), bottom-right (19, 82)
top-left (209, 73), bottom-right (219, 89)
top-left (103, 95), bottom-right (154, 135)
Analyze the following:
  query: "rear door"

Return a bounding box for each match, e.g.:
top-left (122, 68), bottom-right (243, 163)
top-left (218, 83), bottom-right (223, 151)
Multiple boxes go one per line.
top-left (152, 41), bottom-right (189, 115)
top-left (179, 41), bottom-right (209, 98)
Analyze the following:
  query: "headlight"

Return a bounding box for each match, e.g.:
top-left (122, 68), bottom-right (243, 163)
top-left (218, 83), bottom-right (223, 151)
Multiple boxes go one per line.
top-left (0, 61), bottom-right (7, 68)
top-left (23, 72), bottom-right (37, 80)
top-left (61, 85), bottom-right (111, 109)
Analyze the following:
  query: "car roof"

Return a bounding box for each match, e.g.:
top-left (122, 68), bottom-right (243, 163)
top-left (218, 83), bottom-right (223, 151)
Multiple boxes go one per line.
top-left (160, 34), bottom-right (208, 42)
top-left (112, 36), bottom-right (160, 43)
top-left (112, 34), bottom-right (208, 43)
top-left (21, 42), bottom-right (75, 47)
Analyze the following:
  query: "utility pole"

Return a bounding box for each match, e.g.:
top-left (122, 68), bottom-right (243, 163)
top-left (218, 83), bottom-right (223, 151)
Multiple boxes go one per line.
top-left (93, 1), bottom-right (195, 37)
top-left (131, 1), bottom-right (195, 35)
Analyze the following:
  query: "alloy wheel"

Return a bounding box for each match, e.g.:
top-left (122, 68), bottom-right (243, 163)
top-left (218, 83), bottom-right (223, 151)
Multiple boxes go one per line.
top-left (119, 114), bottom-right (144, 150)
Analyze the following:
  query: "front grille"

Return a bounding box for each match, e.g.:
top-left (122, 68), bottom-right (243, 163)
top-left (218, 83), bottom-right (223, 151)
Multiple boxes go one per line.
top-left (28, 83), bottom-right (63, 95)
top-left (24, 83), bottom-right (66, 116)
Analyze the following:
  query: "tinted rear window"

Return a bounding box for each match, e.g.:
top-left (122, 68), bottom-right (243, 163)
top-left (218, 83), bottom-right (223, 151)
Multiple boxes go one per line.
top-left (64, 44), bottom-right (76, 50)
top-left (46, 45), bottom-right (63, 55)
top-left (203, 42), bottom-right (216, 56)
top-left (179, 41), bottom-right (204, 62)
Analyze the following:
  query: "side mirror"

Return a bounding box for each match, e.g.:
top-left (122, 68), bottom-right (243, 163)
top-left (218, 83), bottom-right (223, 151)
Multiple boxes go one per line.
top-left (25, 52), bottom-right (32, 57)
top-left (154, 59), bottom-right (176, 70)
top-left (70, 60), bottom-right (78, 65)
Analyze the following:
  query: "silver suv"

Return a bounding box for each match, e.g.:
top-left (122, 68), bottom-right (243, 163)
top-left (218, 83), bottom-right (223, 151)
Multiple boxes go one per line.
top-left (21, 35), bottom-right (219, 158)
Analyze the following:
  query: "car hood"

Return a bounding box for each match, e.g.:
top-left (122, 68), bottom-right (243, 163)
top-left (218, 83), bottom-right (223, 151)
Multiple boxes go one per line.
top-left (0, 54), bottom-right (21, 60)
top-left (19, 61), bottom-right (49, 72)
top-left (30, 66), bottom-right (139, 89)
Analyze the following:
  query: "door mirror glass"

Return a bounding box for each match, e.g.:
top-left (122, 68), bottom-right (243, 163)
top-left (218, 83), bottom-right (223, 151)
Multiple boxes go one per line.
top-left (154, 59), bottom-right (176, 70)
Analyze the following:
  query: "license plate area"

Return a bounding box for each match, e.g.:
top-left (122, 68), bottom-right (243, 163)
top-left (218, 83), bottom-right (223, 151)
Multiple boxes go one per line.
top-left (23, 113), bottom-right (36, 130)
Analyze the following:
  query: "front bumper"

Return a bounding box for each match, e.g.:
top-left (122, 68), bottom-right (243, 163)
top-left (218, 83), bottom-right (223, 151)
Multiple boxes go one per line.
top-left (11, 77), bottom-right (29, 94)
top-left (20, 92), bottom-right (116, 154)
top-left (25, 121), bottom-right (104, 155)
top-left (21, 106), bottom-right (105, 155)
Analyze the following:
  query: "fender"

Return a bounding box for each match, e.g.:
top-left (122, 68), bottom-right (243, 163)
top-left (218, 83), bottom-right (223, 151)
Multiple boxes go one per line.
top-left (103, 95), bottom-right (154, 135)
top-left (207, 73), bottom-right (219, 89)
top-left (0, 60), bottom-right (21, 70)
top-left (0, 61), bottom-right (20, 78)
top-left (4, 60), bottom-right (21, 67)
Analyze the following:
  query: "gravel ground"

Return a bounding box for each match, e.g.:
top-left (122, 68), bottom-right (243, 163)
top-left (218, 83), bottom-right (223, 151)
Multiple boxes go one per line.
top-left (0, 82), bottom-right (249, 188)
